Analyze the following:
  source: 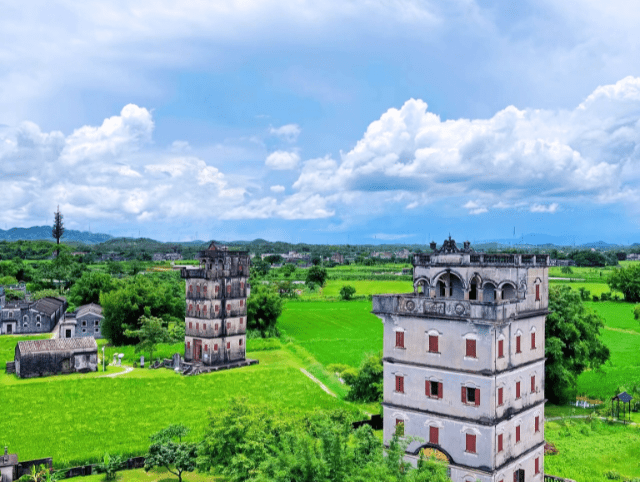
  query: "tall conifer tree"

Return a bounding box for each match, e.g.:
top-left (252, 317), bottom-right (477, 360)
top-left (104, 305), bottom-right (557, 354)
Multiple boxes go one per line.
top-left (52, 205), bottom-right (65, 256)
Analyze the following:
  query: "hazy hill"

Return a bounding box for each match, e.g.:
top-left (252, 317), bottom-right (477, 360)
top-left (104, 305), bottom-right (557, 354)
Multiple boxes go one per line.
top-left (0, 226), bottom-right (112, 244)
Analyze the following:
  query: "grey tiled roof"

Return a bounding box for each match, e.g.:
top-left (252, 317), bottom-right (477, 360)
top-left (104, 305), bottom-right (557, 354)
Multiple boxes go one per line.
top-left (17, 337), bottom-right (97, 355)
top-left (76, 303), bottom-right (103, 318)
top-left (0, 453), bottom-right (18, 467)
top-left (33, 297), bottom-right (66, 316)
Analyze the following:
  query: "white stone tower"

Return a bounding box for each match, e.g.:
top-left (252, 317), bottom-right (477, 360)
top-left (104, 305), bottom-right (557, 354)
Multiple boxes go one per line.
top-left (373, 238), bottom-right (548, 482)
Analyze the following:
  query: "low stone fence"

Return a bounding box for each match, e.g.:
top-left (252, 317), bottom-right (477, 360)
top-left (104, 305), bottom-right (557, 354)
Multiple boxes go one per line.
top-left (17, 458), bottom-right (53, 478)
top-left (6, 361), bottom-right (15, 374)
top-left (56, 456), bottom-right (145, 479)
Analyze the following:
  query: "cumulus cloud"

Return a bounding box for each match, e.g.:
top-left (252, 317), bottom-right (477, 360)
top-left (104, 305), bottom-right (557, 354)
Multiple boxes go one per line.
top-left (265, 150), bottom-right (300, 170)
top-left (289, 76), bottom-right (640, 216)
top-left (269, 124), bottom-right (301, 142)
top-left (270, 185), bottom-right (286, 192)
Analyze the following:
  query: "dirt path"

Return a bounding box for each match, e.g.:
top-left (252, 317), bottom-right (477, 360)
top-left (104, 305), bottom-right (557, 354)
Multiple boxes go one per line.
top-left (299, 368), bottom-right (336, 397)
top-left (604, 326), bottom-right (640, 335)
top-left (98, 365), bottom-right (134, 378)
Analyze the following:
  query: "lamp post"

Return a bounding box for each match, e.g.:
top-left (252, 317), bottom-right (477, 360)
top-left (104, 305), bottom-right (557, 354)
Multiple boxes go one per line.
top-left (102, 346), bottom-right (105, 372)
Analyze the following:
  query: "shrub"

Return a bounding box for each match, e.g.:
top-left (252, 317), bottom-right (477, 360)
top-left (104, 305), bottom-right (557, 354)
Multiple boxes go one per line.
top-left (339, 285), bottom-right (356, 300)
top-left (592, 295), bottom-right (600, 302)
top-left (604, 469), bottom-right (621, 480)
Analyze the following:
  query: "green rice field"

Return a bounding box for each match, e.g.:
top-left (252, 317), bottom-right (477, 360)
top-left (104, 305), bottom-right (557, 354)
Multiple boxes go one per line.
top-left (544, 418), bottom-right (640, 482)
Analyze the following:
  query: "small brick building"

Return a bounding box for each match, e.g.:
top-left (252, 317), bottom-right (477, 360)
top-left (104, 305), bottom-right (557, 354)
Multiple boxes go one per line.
top-left (14, 337), bottom-right (98, 378)
top-left (59, 303), bottom-right (104, 339)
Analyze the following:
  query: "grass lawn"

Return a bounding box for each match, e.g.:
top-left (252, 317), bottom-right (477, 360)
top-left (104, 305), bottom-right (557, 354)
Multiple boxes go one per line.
top-left (544, 419), bottom-right (640, 482)
top-left (1, 346), bottom-right (360, 468)
top-left (0, 334), bottom-right (50, 370)
top-left (279, 300), bottom-right (382, 368)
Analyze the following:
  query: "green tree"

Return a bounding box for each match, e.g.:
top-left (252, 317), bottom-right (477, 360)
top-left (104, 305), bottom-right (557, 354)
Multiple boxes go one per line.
top-left (246, 284), bottom-right (283, 336)
top-left (281, 263), bottom-right (296, 278)
top-left (608, 263), bottom-right (640, 302)
top-left (634, 304), bottom-right (640, 321)
top-left (546, 285), bottom-right (610, 403)
top-left (124, 314), bottom-right (171, 363)
top-left (51, 206), bottom-right (65, 257)
top-left (340, 285), bottom-right (356, 300)
top-left (145, 424), bottom-right (197, 482)
top-left (100, 273), bottom-right (185, 345)
top-left (264, 254), bottom-right (283, 264)
top-left (69, 271), bottom-right (116, 307)
top-left (251, 258), bottom-right (270, 277)
top-left (306, 266), bottom-right (328, 287)
top-left (344, 352), bottom-right (383, 403)
top-left (560, 266), bottom-right (573, 274)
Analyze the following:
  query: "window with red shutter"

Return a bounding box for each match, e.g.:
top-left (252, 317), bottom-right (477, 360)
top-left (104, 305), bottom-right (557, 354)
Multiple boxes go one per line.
top-left (395, 375), bottom-right (404, 393)
top-left (531, 332), bottom-right (536, 349)
top-left (466, 339), bottom-right (476, 358)
top-left (240, 317), bottom-right (243, 325)
top-left (189, 304), bottom-right (193, 311)
top-left (189, 322), bottom-right (192, 329)
top-left (438, 382), bottom-right (443, 399)
top-left (203, 324), bottom-right (206, 331)
top-left (187, 341), bottom-right (190, 349)
top-left (203, 305), bottom-right (207, 314)
top-left (189, 285), bottom-right (193, 292)
top-left (196, 285), bottom-right (200, 293)
top-left (535, 457), bottom-right (540, 474)
top-left (205, 344), bottom-right (208, 351)
top-left (240, 300), bottom-right (244, 307)
top-left (215, 323), bottom-right (218, 330)
top-left (429, 426), bottom-right (439, 445)
top-left (475, 388), bottom-right (480, 406)
top-left (498, 387), bottom-right (504, 406)
top-left (215, 305), bottom-right (219, 312)
top-left (515, 426), bottom-right (520, 443)
top-left (227, 285), bottom-right (231, 294)
top-left (535, 284), bottom-right (540, 301)
top-left (227, 342), bottom-right (230, 350)
top-left (396, 331), bottom-right (405, 348)
top-left (535, 416), bottom-right (540, 432)
top-left (461, 386), bottom-right (466, 403)
top-left (227, 304), bottom-right (231, 312)
top-left (215, 285), bottom-right (219, 294)
top-left (516, 381), bottom-right (521, 399)
top-left (429, 335), bottom-right (438, 353)
top-left (214, 344), bottom-right (218, 351)
top-left (465, 434), bottom-right (476, 453)
top-left (227, 322), bottom-right (231, 331)
top-left (531, 375), bottom-right (536, 393)
top-left (498, 339), bottom-right (504, 358)
top-left (241, 282), bottom-right (244, 290)
top-left (498, 433), bottom-right (503, 452)
top-left (196, 323), bottom-right (199, 330)
top-left (516, 335), bottom-right (521, 353)
top-left (204, 285), bottom-right (207, 293)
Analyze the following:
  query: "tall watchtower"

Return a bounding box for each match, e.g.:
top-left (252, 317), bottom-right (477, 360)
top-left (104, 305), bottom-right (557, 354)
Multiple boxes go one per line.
top-left (373, 238), bottom-right (548, 482)
top-left (181, 243), bottom-right (250, 366)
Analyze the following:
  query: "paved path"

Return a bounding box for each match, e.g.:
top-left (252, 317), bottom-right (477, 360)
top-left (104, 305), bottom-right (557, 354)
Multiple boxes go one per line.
top-left (98, 365), bottom-right (134, 378)
top-left (300, 368), bottom-right (336, 397)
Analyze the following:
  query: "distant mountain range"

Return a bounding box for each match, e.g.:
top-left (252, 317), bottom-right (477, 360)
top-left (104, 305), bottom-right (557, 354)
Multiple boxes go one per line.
top-left (0, 226), bottom-right (112, 244)
top-left (0, 226), bottom-right (635, 249)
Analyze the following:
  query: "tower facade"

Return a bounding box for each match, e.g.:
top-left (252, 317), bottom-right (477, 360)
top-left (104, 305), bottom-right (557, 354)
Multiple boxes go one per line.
top-left (181, 243), bottom-right (250, 365)
top-left (373, 238), bottom-right (548, 482)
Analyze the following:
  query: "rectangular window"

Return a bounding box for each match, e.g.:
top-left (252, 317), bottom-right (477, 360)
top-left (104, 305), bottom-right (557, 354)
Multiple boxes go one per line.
top-left (214, 323), bottom-right (218, 330)
top-left (515, 425), bottom-right (521, 443)
top-left (240, 317), bottom-right (243, 325)
top-left (428, 334), bottom-right (438, 353)
top-left (498, 433), bottom-right (503, 452)
top-left (396, 331), bottom-right (405, 348)
top-left (227, 285), bottom-right (231, 294)
top-left (498, 387), bottom-right (504, 406)
top-left (427, 380), bottom-right (442, 398)
top-left (205, 344), bottom-right (208, 351)
top-left (215, 285), bottom-right (219, 294)
top-left (535, 416), bottom-right (540, 433)
top-left (531, 375), bottom-right (536, 393)
top-left (498, 339), bottom-right (504, 358)
top-left (240, 339), bottom-right (243, 346)
top-left (395, 375), bottom-right (404, 393)
top-left (214, 344), bottom-right (218, 351)
top-left (226, 342), bottom-right (230, 350)
top-left (466, 339), bottom-right (476, 358)
top-left (240, 300), bottom-right (244, 307)
top-left (535, 284), bottom-right (540, 301)
top-left (531, 332), bottom-right (536, 349)
top-left (196, 323), bottom-right (199, 330)
top-left (187, 341), bottom-right (190, 349)
top-left (227, 304), bottom-right (231, 312)
top-left (516, 381), bottom-right (521, 399)
top-left (227, 322), bottom-right (231, 331)
top-left (215, 305), bottom-right (219, 312)
top-left (465, 434), bottom-right (476, 453)
top-left (429, 426), bottom-right (439, 445)
top-left (535, 457), bottom-right (540, 474)
top-left (464, 387), bottom-right (479, 405)
top-left (395, 419), bottom-right (404, 436)
top-left (516, 335), bottom-right (521, 353)
top-left (189, 322), bottom-right (192, 329)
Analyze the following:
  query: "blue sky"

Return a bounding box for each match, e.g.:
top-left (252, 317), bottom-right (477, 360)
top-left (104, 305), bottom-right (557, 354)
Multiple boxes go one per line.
top-left (3, 1), bottom-right (640, 244)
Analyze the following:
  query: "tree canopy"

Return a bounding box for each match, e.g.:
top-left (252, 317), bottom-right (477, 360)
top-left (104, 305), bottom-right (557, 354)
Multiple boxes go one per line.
top-left (145, 424), bottom-right (196, 482)
top-left (246, 284), bottom-right (283, 336)
top-left (340, 285), bottom-right (356, 301)
top-left (608, 263), bottom-right (640, 303)
top-left (546, 285), bottom-right (610, 403)
top-left (306, 266), bottom-right (328, 287)
top-left (124, 314), bottom-right (172, 362)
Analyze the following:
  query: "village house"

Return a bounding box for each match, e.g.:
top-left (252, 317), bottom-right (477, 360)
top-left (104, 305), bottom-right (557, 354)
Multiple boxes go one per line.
top-left (373, 238), bottom-right (547, 482)
top-left (0, 297), bottom-right (67, 335)
top-left (58, 303), bottom-right (104, 339)
top-left (331, 252), bottom-right (345, 264)
top-left (181, 243), bottom-right (250, 366)
top-left (14, 337), bottom-right (98, 378)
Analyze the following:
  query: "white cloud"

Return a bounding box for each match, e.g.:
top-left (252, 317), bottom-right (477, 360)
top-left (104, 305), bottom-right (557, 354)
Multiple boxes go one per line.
top-left (289, 77), bottom-right (640, 216)
top-left (265, 150), bottom-right (300, 170)
top-left (270, 185), bottom-right (286, 192)
top-left (269, 124), bottom-right (301, 142)
top-left (373, 233), bottom-right (415, 240)
top-left (530, 203), bottom-right (559, 213)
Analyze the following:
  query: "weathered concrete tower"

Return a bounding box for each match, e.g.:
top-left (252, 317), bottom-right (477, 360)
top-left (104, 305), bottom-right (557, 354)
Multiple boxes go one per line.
top-left (181, 243), bottom-right (250, 366)
top-left (373, 238), bottom-right (548, 482)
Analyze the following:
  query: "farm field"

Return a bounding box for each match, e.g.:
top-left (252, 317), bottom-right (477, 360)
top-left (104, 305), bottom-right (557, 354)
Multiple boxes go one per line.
top-left (544, 419), bottom-right (640, 482)
top-left (548, 280), bottom-right (616, 297)
top-left (279, 300), bottom-right (382, 368)
top-left (1, 343), bottom-right (360, 468)
top-left (0, 334), bottom-right (49, 370)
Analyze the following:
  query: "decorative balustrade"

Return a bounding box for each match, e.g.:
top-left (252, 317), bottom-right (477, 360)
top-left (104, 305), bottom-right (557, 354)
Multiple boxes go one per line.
top-left (414, 253), bottom-right (549, 267)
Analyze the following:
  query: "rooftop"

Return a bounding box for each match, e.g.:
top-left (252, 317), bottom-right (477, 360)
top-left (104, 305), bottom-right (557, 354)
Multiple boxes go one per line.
top-left (16, 337), bottom-right (97, 355)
